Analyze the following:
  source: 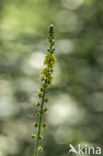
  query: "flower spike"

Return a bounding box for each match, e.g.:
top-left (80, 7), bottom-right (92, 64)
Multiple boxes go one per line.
top-left (33, 25), bottom-right (56, 156)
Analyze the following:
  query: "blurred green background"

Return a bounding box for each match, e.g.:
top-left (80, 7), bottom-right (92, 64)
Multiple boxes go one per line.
top-left (0, 0), bottom-right (103, 156)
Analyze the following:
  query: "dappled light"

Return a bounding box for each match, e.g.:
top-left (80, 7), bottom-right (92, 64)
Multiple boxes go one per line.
top-left (0, 0), bottom-right (103, 156)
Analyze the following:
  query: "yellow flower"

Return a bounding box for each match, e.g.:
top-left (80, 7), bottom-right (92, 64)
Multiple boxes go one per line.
top-left (51, 54), bottom-right (56, 62)
top-left (48, 61), bottom-right (55, 68)
top-left (37, 87), bottom-right (43, 92)
top-left (41, 67), bottom-right (49, 75)
top-left (42, 83), bottom-right (49, 88)
top-left (44, 52), bottom-right (51, 65)
top-left (44, 53), bottom-right (56, 66)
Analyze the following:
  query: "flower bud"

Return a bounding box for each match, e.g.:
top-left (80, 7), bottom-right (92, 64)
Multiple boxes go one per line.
top-left (33, 122), bottom-right (38, 128)
top-left (47, 49), bottom-right (50, 52)
top-left (41, 77), bottom-right (45, 82)
top-left (39, 135), bottom-right (44, 140)
top-left (38, 146), bottom-right (43, 152)
top-left (38, 92), bottom-right (42, 98)
top-left (32, 133), bottom-right (36, 139)
top-left (44, 107), bottom-right (48, 113)
top-left (37, 88), bottom-right (43, 92)
top-left (36, 112), bottom-right (40, 117)
top-left (45, 97), bottom-right (48, 102)
top-left (52, 39), bottom-right (55, 45)
top-left (40, 127), bottom-right (43, 132)
top-left (39, 109), bottom-right (43, 113)
top-left (35, 101), bottom-right (40, 106)
top-left (42, 122), bottom-right (47, 128)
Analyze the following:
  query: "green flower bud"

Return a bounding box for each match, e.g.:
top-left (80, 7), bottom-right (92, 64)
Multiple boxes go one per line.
top-left (44, 107), bottom-right (48, 113)
top-left (47, 48), bottom-right (50, 52)
top-left (36, 112), bottom-right (40, 118)
top-left (32, 133), bottom-right (36, 139)
top-left (33, 122), bottom-right (38, 128)
top-left (52, 48), bottom-right (55, 51)
top-left (40, 127), bottom-right (43, 132)
top-left (35, 101), bottom-right (40, 106)
top-left (39, 135), bottom-right (44, 140)
top-left (52, 39), bottom-right (55, 45)
top-left (49, 24), bottom-right (54, 34)
top-left (40, 87), bottom-right (43, 92)
top-left (38, 92), bottom-right (42, 98)
top-left (39, 109), bottom-right (43, 113)
top-left (42, 122), bottom-right (47, 128)
top-left (38, 146), bottom-right (43, 152)
top-left (45, 97), bottom-right (48, 102)
top-left (41, 77), bottom-right (45, 82)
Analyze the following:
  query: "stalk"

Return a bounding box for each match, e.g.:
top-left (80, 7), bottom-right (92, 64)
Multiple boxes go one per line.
top-left (34, 88), bottom-right (46, 156)
top-left (33, 24), bottom-right (56, 156)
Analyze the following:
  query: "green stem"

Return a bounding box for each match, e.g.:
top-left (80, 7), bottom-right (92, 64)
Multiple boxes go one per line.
top-left (34, 88), bottom-right (46, 156)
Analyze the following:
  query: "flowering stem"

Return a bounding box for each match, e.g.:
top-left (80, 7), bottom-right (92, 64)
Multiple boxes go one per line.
top-left (34, 88), bottom-right (46, 156)
top-left (33, 24), bottom-right (56, 156)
